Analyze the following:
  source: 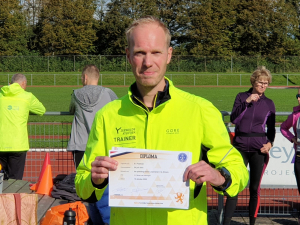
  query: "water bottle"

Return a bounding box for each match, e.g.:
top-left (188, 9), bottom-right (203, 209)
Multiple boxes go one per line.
top-left (63, 208), bottom-right (76, 225)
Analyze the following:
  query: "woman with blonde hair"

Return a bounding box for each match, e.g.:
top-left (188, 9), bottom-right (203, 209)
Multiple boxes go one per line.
top-left (223, 66), bottom-right (276, 225)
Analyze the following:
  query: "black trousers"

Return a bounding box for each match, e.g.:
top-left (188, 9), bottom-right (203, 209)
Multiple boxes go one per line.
top-left (0, 151), bottom-right (27, 179)
top-left (72, 151), bottom-right (85, 169)
top-left (224, 150), bottom-right (269, 219)
top-left (294, 153), bottom-right (300, 215)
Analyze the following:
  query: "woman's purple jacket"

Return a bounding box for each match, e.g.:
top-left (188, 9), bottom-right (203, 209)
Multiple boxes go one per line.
top-left (231, 88), bottom-right (276, 152)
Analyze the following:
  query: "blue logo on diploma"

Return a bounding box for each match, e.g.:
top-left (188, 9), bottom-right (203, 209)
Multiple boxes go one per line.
top-left (178, 153), bottom-right (187, 162)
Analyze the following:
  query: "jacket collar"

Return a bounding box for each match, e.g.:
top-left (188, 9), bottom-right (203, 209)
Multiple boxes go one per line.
top-left (130, 78), bottom-right (171, 111)
top-left (293, 105), bottom-right (300, 113)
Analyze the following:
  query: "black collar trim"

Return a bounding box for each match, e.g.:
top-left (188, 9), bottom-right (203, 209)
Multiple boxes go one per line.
top-left (130, 79), bottom-right (171, 111)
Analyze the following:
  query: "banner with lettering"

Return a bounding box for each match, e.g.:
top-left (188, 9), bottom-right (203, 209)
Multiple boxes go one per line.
top-left (228, 127), bottom-right (296, 187)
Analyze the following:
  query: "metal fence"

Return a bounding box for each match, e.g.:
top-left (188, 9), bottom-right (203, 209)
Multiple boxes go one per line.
top-left (1, 73), bottom-right (300, 86)
top-left (2, 55), bottom-right (300, 73)
top-left (24, 112), bottom-right (299, 218)
top-left (24, 121), bottom-right (74, 182)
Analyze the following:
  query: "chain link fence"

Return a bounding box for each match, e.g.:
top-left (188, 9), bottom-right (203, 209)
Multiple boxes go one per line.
top-left (1, 55), bottom-right (300, 73)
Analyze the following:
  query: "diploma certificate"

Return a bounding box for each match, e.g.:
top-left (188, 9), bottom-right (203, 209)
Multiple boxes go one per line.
top-left (109, 147), bottom-right (191, 209)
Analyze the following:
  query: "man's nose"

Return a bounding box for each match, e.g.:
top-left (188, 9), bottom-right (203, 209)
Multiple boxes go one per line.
top-left (143, 54), bottom-right (153, 67)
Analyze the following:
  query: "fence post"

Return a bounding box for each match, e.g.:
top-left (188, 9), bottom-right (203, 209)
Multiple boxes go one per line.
top-left (125, 55), bottom-right (127, 72)
top-left (284, 56), bottom-right (285, 73)
top-left (124, 74), bottom-right (126, 86)
top-left (54, 74), bottom-right (56, 86)
top-left (100, 55), bottom-right (101, 72)
top-left (194, 74), bottom-right (195, 86)
top-left (287, 74), bottom-right (288, 86)
top-left (240, 74), bottom-right (241, 86)
top-left (217, 74), bottom-right (218, 86)
top-left (31, 74), bottom-right (32, 86)
top-left (101, 73), bottom-right (102, 86)
top-left (77, 74), bottom-right (79, 86)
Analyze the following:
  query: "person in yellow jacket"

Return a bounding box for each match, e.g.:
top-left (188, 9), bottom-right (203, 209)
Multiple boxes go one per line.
top-left (75, 16), bottom-right (249, 225)
top-left (0, 73), bottom-right (45, 179)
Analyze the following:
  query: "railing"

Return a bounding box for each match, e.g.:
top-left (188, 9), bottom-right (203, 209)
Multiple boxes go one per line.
top-left (2, 55), bottom-right (300, 73)
top-left (24, 112), bottom-right (299, 220)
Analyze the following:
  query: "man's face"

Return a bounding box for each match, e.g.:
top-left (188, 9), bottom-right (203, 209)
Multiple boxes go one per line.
top-left (126, 23), bottom-right (172, 92)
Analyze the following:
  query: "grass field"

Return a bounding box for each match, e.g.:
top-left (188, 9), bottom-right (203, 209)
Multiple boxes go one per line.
top-left (2, 72), bottom-right (300, 86)
top-left (26, 85), bottom-right (298, 123)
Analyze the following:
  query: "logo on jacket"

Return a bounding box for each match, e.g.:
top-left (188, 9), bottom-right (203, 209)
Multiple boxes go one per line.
top-left (7, 105), bottom-right (19, 111)
top-left (116, 127), bottom-right (121, 134)
top-left (115, 127), bottom-right (135, 135)
top-left (166, 129), bottom-right (179, 134)
top-left (114, 127), bottom-right (137, 145)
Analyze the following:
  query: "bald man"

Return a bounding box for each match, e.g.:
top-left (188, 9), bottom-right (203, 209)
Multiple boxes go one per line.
top-left (0, 73), bottom-right (45, 179)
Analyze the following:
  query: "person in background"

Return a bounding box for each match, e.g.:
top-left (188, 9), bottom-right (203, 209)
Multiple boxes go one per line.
top-left (224, 66), bottom-right (276, 225)
top-left (67, 64), bottom-right (118, 225)
top-left (0, 73), bottom-right (46, 179)
top-left (280, 89), bottom-right (300, 225)
top-left (75, 15), bottom-right (249, 225)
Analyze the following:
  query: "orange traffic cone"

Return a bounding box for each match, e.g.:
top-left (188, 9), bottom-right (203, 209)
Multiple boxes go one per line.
top-left (30, 152), bottom-right (50, 191)
top-left (36, 164), bottom-right (53, 196)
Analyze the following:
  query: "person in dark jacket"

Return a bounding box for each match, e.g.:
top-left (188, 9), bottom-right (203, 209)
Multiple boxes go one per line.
top-left (223, 66), bottom-right (276, 225)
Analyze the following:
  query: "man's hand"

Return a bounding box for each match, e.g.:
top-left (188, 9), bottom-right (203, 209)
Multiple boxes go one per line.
top-left (260, 142), bottom-right (272, 154)
top-left (183, 160), bottom-right (225, 186)
top-left (91, 156), bottom-right (118, 185)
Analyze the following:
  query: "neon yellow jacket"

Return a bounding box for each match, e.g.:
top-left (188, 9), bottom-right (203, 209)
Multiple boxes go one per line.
top-left (75, 79), bottom-right (248, 225)
top-left (0, 83), bottom-right (46, 151)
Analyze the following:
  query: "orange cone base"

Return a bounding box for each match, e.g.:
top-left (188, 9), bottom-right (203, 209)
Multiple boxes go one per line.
top-left (30, 183), bottom-right (39, 191)
top-left (36, 164), bottom-right (53, 196)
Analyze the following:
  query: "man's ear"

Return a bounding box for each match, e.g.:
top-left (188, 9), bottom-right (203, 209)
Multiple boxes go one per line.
top-left (126, 48), bottom-right (131, 64)
top-left (20, 80), bottom-right (27, 90)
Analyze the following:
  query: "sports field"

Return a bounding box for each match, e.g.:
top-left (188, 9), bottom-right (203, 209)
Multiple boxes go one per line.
top-left (26, 85), bottom-right (298, 123)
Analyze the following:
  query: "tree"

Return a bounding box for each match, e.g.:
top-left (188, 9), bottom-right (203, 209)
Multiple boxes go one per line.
top-left (232, 0), bottom-right (300, 56)
top-left (94, 0), bottom-right (132, 55)
top-left (185, 0), bottom-right (238, 56)
top-left (94, 0), bottom-right (190, 55)
top-left (0, 0), bottom-right (28, 55)
top-left (37, 0), bottom-right (97, 55)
